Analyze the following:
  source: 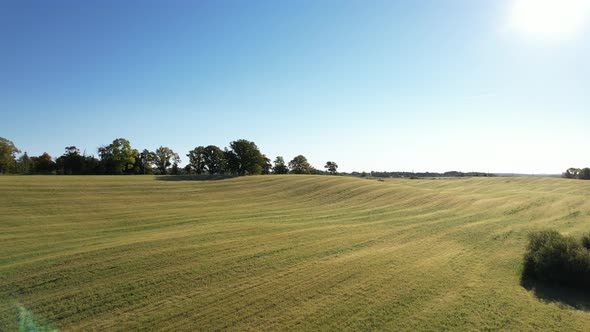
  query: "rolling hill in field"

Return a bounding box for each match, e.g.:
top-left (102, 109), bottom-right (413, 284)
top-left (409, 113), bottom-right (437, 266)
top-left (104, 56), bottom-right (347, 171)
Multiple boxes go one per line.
top-left (1, 175), bottom-right (590, 331)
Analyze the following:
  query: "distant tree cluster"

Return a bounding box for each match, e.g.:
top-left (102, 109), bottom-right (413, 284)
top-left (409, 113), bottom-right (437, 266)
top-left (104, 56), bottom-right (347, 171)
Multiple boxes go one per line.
top-left (523, 230), bottom-right (590, 290)
top-left (354, 171), bottom-right (493, 178)
top-left (0, 137), bottom-right (182, 175)
top-left (563, 167), bottom-right (590, 180)
top-left (185, 140), bottom-right (338, 176)
top-left (187, 139), bottom-right (268, 176)
top-left (0, 136), bottom-right (338, 177)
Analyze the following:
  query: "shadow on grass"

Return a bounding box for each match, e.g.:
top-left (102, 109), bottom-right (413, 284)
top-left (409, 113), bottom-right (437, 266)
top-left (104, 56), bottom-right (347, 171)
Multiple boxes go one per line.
top-left (521, 277), bottom-right (590, 311)
top-left (155, 175), bottom-right (235, 181)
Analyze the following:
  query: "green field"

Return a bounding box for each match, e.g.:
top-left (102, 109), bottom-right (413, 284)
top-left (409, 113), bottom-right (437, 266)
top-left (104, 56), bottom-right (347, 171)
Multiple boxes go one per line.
top-left (1, 175), bottom-right (590, 331)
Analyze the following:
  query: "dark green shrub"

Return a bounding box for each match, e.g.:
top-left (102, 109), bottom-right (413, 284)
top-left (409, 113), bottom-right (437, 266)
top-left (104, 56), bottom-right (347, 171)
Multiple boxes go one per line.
top-left (523, 230), bottom-right (590, 290)
top-left (581, 233), bottom-right (590, 250)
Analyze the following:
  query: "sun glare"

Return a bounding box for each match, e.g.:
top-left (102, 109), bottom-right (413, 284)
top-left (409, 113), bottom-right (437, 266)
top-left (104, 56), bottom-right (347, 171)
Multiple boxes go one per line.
top-left (509, 0), bottom-right (590, 42)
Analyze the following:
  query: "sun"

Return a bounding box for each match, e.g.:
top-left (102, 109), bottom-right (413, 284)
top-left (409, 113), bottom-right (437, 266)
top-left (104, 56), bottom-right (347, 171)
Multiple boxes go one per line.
top-left (509, 0), bottom-right (590, 42)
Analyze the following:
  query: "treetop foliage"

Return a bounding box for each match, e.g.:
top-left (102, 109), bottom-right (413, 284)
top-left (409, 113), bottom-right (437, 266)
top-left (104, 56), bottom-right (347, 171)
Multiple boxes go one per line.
top-left (0, 137), bottom-right (22, 174)
top-left (154, 146), bottom-right (180, 175)
top-left (272, 156), bottom-right (289, 174)
top-left (324, 161), bottom-right (338, 175)
top-left (289, 155), bottom-right (314, 174)
top-left (225, 139), bottom-right (265, 176)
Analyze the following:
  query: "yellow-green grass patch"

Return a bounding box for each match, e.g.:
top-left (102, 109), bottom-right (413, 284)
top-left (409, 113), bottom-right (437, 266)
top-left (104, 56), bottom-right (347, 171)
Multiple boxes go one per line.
top-left (1, 175), bottom-right (590, 331)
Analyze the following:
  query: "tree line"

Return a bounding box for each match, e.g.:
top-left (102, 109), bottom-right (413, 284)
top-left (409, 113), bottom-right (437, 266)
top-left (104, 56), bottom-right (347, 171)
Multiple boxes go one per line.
top-left (357, 170), bottom-right (494, 178)
top-left (0, 137), bottom-right (339, 176)
top-left (563, 168), bottom-right (590, 180)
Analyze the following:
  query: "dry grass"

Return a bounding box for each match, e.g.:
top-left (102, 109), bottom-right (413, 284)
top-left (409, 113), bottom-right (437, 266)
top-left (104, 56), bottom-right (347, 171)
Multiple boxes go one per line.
top-left (1, 175), bottom-right (590, 331)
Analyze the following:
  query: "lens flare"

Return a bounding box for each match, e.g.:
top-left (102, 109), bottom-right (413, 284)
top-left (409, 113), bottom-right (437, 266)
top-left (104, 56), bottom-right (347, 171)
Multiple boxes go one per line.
top-left (509, 0), bottom-right (590, 41)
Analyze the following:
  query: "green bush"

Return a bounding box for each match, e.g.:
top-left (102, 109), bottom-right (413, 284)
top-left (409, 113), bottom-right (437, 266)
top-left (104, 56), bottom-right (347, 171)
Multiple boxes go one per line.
top-left (523, 230), bottom-right (590, 289)
top-left (581, 233), bottom-right (590, 250)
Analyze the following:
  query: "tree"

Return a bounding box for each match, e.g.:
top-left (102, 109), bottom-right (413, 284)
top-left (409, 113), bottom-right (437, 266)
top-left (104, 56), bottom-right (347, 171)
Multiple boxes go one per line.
top-left (324, 161), bottom-right (338, 175)
top-left (138, 149), bottom-right (156, 175)
top-left (98, 138), bottom-right (138, 174)
top-left (203, 145), bottom-right (227, 174)
top-left (225, 139), bottom-right (265, 175)
top-left (171, 162), bottom-right (180, 175)
top-left (272, 156), bottom-right (289, 174)
top-left (289, 155), bottom-right (313, 174)
top-left (563, 167), bottom-right (590, 180)
top-left (16, 152), bottom-right (32, 174)
top-left (564, 168), bottom-right (581, 179)
top-left (57, 146), bottom-right (83, 175)
top-left (261, 155), bottom-right (272, 175)
top-left (54, 146), bottom-right (100, 175)
top-left (0, 137), bottom-right (21, 174)
top-left (81, 155), bottom-right (100, 174)
top-left (33, 152), bottom-right (55, 174)
top-left (153, 146), bottom-right (180, 175)
top-left (187, 146), bottom-right (207, 174)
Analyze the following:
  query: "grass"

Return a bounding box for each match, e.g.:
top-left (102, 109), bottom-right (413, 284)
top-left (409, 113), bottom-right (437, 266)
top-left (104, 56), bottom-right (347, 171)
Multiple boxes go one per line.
top-left (1, 175), bottom-right (590, 331)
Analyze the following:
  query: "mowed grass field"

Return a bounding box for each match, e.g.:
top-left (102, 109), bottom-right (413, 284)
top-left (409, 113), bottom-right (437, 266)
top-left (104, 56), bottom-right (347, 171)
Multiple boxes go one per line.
top-left (1, 175), bottom-right (590, 331)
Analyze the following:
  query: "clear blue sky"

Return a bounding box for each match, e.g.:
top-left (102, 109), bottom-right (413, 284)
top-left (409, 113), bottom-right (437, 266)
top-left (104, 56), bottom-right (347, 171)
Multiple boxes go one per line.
top-left (1, 0), bottom-right (589, 173)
